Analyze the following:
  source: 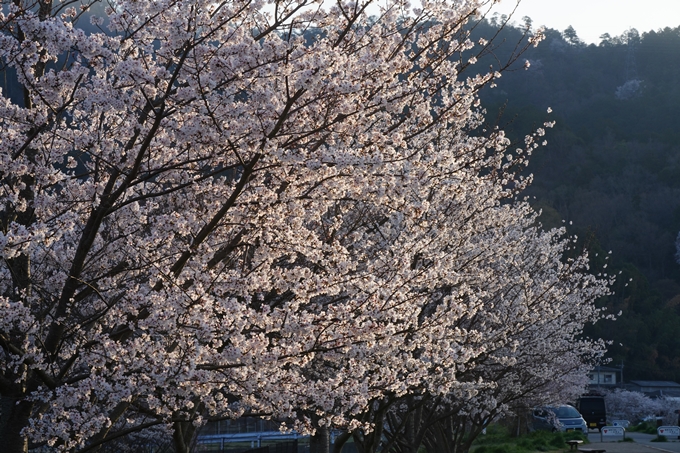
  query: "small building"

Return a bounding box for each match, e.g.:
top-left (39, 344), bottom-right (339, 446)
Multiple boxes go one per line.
top-left (627, 380), bottom-right (680, 398)
top-left (588, 365), bottom-right (622, 389)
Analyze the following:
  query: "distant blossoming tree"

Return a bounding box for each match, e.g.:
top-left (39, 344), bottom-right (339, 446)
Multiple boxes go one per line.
top-left (0, 0), bottom-right (610, 452)
top-left (605, 389), bottom-right (679, 425)
top-left (605, 389), bottom-right (660, 423)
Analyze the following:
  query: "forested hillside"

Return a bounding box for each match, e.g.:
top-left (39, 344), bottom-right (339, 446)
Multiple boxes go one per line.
top-left (476, 16), bottom-right (680, 381)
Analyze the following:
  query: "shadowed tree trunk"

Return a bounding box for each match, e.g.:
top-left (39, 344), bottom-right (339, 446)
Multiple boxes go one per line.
top-left (0, 395), bottom-right (33, 453)
top-left (310, 426), bottom-right (330, 453)
top-left (332, 431), bottom-right (352, 453)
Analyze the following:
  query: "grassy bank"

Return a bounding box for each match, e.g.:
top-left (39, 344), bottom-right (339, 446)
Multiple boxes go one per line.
top-left (471, 424), bottom-right (589, 453)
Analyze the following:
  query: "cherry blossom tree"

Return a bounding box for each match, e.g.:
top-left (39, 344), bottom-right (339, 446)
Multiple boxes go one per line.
top-left (605, 389), bottom-right (660, 423)
top-left (0, 0), bottom-right (610, 451)
top-left (605, 389), bottom-right (680, 425)
top-left (337, 221), bottom-right (609, 453)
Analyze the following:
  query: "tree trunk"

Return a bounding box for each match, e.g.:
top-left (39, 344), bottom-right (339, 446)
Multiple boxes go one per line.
top-left (332, 432), bottom-right (351, 453)
top-left (0, 395), bottom-right (33, 453)
top-left (173, 421), bottom-right (199, 453)
top-left (310, 426), bottom-right (330, 453)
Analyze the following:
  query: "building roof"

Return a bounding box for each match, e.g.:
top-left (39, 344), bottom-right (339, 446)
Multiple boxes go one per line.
top-left (629, 380), bottom-right (680, 388)
top-left (591, 365), bottom-right (621, 372)
top-left (646, 390), bottom-right (680, 399)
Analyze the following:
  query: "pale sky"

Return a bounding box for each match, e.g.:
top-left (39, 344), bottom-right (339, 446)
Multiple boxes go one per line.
top-left (489, 0), bottom-right (680, 44)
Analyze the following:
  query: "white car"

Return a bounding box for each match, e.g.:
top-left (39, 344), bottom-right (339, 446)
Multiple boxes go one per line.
top-left (532, 405), bottom-right (589, 433)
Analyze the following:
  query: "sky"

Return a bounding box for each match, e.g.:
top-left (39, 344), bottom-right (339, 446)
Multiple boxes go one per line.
top-left (488, 0), bottom-right (680, 44)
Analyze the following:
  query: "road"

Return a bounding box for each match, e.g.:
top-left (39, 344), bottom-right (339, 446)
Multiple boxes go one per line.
top-left (584, 430), bottom-right (680, 453)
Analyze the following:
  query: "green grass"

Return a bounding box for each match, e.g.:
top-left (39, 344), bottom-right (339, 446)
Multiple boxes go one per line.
top-left (651, 435), bottom-right (668, 442)
top-left (627, 421), bottom-right (658, 434)
top-left (471, 425), bottom-right (588, 453)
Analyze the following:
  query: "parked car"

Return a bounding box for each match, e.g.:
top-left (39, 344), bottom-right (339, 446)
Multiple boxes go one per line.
top-left (531, 405), bottom-right (589, 433)
top-left (577, 395), bottom-right (607, 431)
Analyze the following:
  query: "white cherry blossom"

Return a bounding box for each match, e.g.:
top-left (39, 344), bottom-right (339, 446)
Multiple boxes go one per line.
top-left (0, 0), bottom-right (609, 451)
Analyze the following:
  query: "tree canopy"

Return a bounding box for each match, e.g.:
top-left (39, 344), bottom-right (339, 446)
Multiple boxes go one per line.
top-left (0, 1), bottom-right (610, 452)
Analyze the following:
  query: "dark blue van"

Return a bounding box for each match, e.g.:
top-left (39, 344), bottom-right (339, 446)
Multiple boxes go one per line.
top-left (578, 395), bottom-right (607, 431)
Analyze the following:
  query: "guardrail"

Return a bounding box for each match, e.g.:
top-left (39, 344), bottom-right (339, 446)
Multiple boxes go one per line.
top-left (196, 430), bottom-right (305, 451)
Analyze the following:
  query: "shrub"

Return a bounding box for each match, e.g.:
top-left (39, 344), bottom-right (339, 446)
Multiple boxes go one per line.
top-left (628, 421), bottom-right (658, 434)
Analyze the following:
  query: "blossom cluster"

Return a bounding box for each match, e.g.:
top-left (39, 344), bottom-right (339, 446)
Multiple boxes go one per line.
top-left (0, 0), bottom-right (608, 450)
